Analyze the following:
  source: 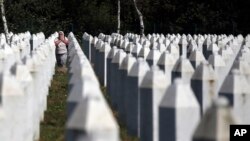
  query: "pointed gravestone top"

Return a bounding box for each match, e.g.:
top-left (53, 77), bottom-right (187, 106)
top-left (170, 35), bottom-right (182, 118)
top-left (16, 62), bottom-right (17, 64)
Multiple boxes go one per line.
top-left (151, 43), bottom-right (157, 50)
top-left (138, 46), bottom-right (150, 58)
top-left (157, 38), bottom-right (164, 44)
top-left (179, 37), bottom-right (188, 46)
top-left (105, 36), bottom-right (112, 44)
top-left (187, 34), bottom-right (193, 40)
top-left (114, 37), bottom-right (121, 46)
top-left (111, 37), bottom-right (116, 45)
top-left (146, 47), bottom-right (161, 62)
top-left (143, 40), bottom-right (151, 48)
top-left (125, 43), bottom-right (135, 53)
top-left (232, 58), bottom-right (250, 75)
top-left (118, 39), bottom-right (123, 48)
top-left (167, 43), bottom-right (179, 55)
top-left (192, 97), bottom-right (237, 141)
top-left (225, 45), bottom-right (234, 55)
top-left (147, 34), bottom-right (151, 40)
top-left (107, 46), bottom-right (118, 59)
top-left (157, 51), bottom-right (176, 66)
top-left (67, 98), bottom-right (118, 132)
top-left (121, 39), bottom-right (129, 49)
top-left (132, 42), bottom-right (142, 54)
top-left (232, 38), bottom-right (240, 46)
top-left (203, 37), bottom-right (211, 46)
top-left (140, 65), bottom-right (170, 88)
top-left (98, 33), bottom-right (105, 40)
top-left (91, 37), bottom-right (98, 45)
top-left (172, 56), bottom-right (194, 73)
top-left (208, 53), bottom-right (226, 68)
top-left (157, 43), bottom-right (166, 52)
top-left (188, 41), bottom-right (198, 52)
top-left (237, 35), bottom-right (244, 43)
top-left (219, 69), bottom-right (249, 94)
top-left (119, 53), bottom-right (136, 70)
top-left (192, 61), bottom-right (217, 80)
top-left (100, 43), bottom-right (111, 52)
top-left (82, 32), bottom-right (89, 39)
top-left (128, 58), bottom-right (150, 78)
top-left (189, 50), bottom-right (206, 62)
top-left (208, 43), bottom-right (219, 53)
top-left (139, 37), bottom-right (146, 45)
top-left (150, 36), bottom-right (157, 44)
top-left (198, 38), bottom-right (205, 45)
top-left (133, 36), bottom-right (140, 44)
top-left (241, 45), bottom-right (250, 53)
top-left (163, 38), bottom-right (171, 47)
top-left (218, 47), bottom-right (228, 56)
top-left (87, 35), bottom-right (93, 41)
top-left (111, 49), bottom-right (126, 64)
top-left (160, 78), bottom-right (199, 108)
top-left (172, 38), bottom-right (179, 45)
top-left (182, 34), bottom-right (187, 38)
top-left (96, 39), bottom-right (104, 50)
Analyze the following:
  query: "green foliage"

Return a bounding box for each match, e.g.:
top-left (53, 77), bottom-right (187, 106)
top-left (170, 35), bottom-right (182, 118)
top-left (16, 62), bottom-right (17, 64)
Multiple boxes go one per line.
top-left (0, 0), bottom-right (249, 36)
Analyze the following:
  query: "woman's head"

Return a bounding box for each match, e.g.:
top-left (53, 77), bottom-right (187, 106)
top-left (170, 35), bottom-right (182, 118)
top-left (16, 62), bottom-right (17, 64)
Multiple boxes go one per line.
top-left (58, 31), bottom-right (64, 39)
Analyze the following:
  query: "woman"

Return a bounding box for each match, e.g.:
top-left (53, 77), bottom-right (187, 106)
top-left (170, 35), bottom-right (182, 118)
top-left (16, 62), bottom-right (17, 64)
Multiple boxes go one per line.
top-left (54, 31), bottom-right (69, 67)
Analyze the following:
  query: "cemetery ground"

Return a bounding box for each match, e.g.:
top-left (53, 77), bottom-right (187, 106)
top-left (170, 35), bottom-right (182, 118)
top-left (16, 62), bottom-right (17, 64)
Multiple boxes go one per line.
top-left (39, 67), bottom-right (138, 141)
top-left (40, 67), bottom-right (67, 141)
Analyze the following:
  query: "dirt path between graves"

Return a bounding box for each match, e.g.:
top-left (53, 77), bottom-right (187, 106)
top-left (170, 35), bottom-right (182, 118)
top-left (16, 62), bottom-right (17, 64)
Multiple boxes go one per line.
top-left (39, 67), bottom-right (68, 141)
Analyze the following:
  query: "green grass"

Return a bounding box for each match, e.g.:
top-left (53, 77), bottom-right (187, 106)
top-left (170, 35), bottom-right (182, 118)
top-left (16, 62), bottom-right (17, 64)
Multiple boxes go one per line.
top-left (40, 67), bottom-right (68, 141)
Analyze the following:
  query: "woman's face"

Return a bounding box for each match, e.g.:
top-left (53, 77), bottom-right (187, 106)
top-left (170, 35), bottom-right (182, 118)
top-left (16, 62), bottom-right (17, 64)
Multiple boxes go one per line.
top-left (59, 33), bottom-right (64, 39)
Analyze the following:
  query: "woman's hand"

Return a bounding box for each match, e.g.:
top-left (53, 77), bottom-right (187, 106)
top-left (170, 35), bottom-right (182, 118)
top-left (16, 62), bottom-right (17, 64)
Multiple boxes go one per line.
top-left (61, 38), bottom-right (69, 45)
top-left (55, 40), bottom-right (61, 46)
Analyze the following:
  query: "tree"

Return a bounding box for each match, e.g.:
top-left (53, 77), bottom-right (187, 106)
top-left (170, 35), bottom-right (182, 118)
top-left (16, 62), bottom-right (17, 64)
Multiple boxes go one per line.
top-left (0, 0), bottom-right (9, 44)
top-left (132, 0), bottom-right (144, 36)
top-left (0, 0), bottom-right (248, 36)
top-left (117, 0), bottom-right (121, 33)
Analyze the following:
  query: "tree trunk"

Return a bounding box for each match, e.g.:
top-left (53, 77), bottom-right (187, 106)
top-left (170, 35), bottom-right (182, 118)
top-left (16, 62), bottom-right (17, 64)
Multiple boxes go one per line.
top-left (132, 0), bottom-right (144, 36)
top-left (117, 0), bottom-right (121, 34)
top-left (0, 0), bottom-right (9, 44)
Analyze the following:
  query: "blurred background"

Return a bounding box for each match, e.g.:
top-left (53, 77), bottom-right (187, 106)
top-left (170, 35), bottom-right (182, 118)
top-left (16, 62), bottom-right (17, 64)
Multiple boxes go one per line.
top-left (1, 0), bottom-right (250, 37)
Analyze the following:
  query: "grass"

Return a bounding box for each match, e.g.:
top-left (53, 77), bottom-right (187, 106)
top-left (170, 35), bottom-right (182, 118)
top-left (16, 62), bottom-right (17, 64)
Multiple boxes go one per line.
top-left (39, 67), bottom-right (68, 141)
top-left (39, 67), bottom-right (138, 141)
